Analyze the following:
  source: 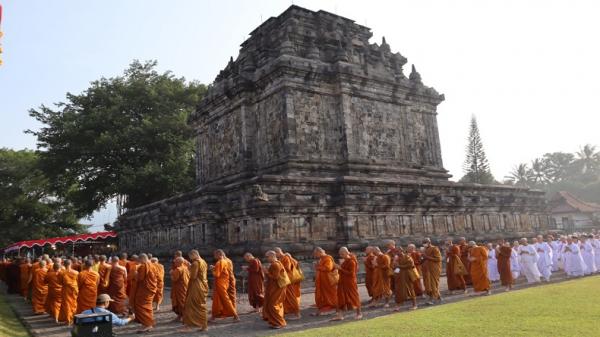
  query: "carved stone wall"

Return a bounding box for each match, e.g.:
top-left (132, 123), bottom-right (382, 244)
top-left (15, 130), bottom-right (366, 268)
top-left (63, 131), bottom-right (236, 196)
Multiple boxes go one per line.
top-left (116, 5), bottom-right (550, 257)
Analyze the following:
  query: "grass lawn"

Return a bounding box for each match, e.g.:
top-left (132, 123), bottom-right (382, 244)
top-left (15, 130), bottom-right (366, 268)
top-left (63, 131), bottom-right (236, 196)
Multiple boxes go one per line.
top-left (282, 276), bottom-right (600, 337)
top-left (0, 294), bottom-right (30, 337)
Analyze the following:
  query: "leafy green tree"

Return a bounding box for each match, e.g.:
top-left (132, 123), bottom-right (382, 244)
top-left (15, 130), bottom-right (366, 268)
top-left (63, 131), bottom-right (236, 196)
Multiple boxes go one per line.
top-left (529, 158), bottom-right (550, 186)
top-left (542, 152), bottom-right (575, 183)
top-left (0, 149), bottom-right (86, 247)
top-left (504, 163), bottom-right (532, 187)
top-left (28, 60), bottom-right (206, 216)
top-left (460, 116), bottom-right (496, 184)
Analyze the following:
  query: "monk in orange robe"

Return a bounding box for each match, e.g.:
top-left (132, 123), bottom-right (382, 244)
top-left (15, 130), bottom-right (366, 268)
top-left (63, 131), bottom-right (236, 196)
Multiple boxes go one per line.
top-left (71, 257), bottom-right (81, 272)
top-left (243, 252), bottom-right (264, 313)
top-left (384, 240), bottom-right (398, 292)
top-left (261, 251), bottom-right (286, 329)
top-left (458, 237), bottom-right (472, 285)
top-left (223, 252), bottom-right (237, 311)
top-left (133, 254), bottom-right (158, 333)
top-left (19, 258), bottom-right (32, 299)
top-left (370, 247), bottom-right (392, 307)
top-left (468, 241), bottom-right (491, 295)
top-left (313, 247), bottom-right (337, 315)
top-left (210, 250), bottom-right (239, 321)
top-left (125, 255), bottom-right (139, 298)
top-left (407, 244), bottom-right (424, 297)
top-left (275, 248), bottom-right (300, 319)
top-left (76, 259), bottom-right (100, 314)
top-left (332, 247), bottom-right (362, 321)
top-left (363, 246), bottom-right (375, 301)
top-left (392, 248), bottom-right (419, 311)
top-left (31, 260), bottom-right (48, 314)
top-left (107, 256), bottom-right (128, 315)
top-left (151, 258), bottom-right (165, 311)
top-left (180, 250), bottom-right (208, 332)
top-left (58, 259), bottom-right (79, 325)
top-left (445, 238), bottom-right (467, 294)
top-left (44, 262), bottom-right (63, 322)
top-left (496, 240), bottom-right (513, 291)
top-left (421, 238), bottom-right (442, 304)
top-left (170, 257), bottom-right (190, 321)
top-left (97, 255), bottom-right (111, 294)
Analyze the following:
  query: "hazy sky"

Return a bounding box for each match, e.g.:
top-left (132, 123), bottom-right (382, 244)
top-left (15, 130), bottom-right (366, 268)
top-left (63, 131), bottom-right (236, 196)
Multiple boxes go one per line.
top-left (1, 0), bottom-right (598, 231)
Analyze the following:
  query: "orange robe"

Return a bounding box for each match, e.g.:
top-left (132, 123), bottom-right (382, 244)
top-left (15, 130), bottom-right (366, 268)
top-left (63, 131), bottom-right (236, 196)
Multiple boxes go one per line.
top-left (364, 253), bottom-right (375, 298)
top-left (410, 251), bottom-right (424, 296)
top-left (470, 246), bottom-right (490, 292)
top-left (133, 262), bottom-right (158, 327)
top-left (19, 262), bottom-right (32, 298)
top-left (280, 255), bottom-right (300, 314)
top-left (225, 257), bottom-right (236, 310)
top-left (497, 246), bottom-right (513, 286)
top-left (315, 254), bottom-right (337, 312)
top-left (31, 267), bottom-right (48, 314)
top-left (371, 254), bottom-right (392, 300)
top-left (246, 258), bottom-right (264, 309)
top-left (394, 254), bottom-right (418, 303)
top-left (262, 260), bottom-right (286, 328)
top-left (44, 269), bottom-right (63, 321)
top-left (58, 269), bottom-right (79, 324)
top-left (153, 262), bottom-right (165, 305)
top-left (107, 264), bottom-right (128, 315)
top-left (459, 243), bottom-right (472, 285)
top-left (76, 270), bottom-right (99, 314)
top-left (212, 259), bottom-right (237, 318)
top-left (446, 245), bottom-right (467, 291)
top-left (126, 260), bottom-right (138, 297)
top-left (97, 263), bottom-right (111, 293)
top-left (422, 246), bottom-right (442, 300)
top-left (337, 254), bottom-right (360, 310)
top-left (170, 264), bottom-right (190, 317)
top-left (182, 258), bottom-right (208, 328)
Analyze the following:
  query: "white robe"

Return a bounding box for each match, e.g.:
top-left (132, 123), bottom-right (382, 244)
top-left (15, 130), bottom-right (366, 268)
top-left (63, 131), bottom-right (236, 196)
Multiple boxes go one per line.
top-left (510, 247), bottom-right (521, 280)
top-left (535, 242), bottom-right (553, 281)
top-left (487, 248), bottom-right (500, 282)
top-left (518, 244), bottom-right (541, 283)
top-left (563, 243), bottom-right (586, 277)
top-left (549, 241), bottom-right (562, 272)
top-left (593, 239), bottom-right (600, 270)
top-left (581, 241), bottom-right (596, 275)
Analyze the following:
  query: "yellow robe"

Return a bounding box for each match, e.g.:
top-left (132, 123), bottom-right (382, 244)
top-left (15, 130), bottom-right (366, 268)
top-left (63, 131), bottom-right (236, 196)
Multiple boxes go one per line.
top-left (76, 270), bottom-right (99, 314)
top-left (44, 269), bottom-right (63, 321)
top-left (31, 267), bottom-right (48, 314)
top-left (182, 258), bottom-right (208, 328)
top-left (57, 269), bottom-right (79, 324)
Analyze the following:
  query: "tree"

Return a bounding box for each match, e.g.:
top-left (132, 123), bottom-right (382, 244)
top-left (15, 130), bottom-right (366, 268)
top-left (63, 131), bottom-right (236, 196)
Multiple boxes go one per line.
top-left (529, 158), bottom-right (550, 186)
top-left (459, 116), bottom-right (496, 184)
top-left (504, 163), bottom-right (532, 187)
top-left (0, 149), bottom-right (86, 247)
top-left (28, 60), bottom-right (206, 216)
top-left (542, 152), bottom-right (574, 183)
top-left (574, 144), bottom-right (599, 180)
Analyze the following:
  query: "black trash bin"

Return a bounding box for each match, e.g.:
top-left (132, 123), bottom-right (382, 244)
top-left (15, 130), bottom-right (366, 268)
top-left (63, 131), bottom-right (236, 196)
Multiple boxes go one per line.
top-left (71, 312), bottom-right (113, 337)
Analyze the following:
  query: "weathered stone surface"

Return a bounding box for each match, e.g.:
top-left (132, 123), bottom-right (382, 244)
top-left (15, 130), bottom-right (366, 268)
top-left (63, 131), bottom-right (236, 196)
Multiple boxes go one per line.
top-left (116, 5), bottom-right (549, 258)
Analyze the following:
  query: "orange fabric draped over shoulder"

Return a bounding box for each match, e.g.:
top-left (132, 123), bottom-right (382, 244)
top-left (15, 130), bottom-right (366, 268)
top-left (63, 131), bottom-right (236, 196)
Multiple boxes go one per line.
top-left (246, 257), bottom-right (264, 309)
top-left (394, 254), bottom-right (417, 303)
top-left (125, 260), bottom-right (138, 297)
top-left (44, 269), bottom-right (62, 321)
top-left (409, 251), bottom-right (424, 296)
top-left (212, 258), bottom-right (237, 318)
top-left (315, 254), bottom-right (337, 312)
top-left (337, 254), bottom-right (360, 310)
top-left (31, 267), bottom-right (48, 314)
top-left (133, 262), bottom-right (158, 328)
top-left (107, 264), bottom-right (128, 315)
top-left (170, 264), bottom-right (190, 317)
top-left (262, 260), bottom-right (286, 328)
top-left (183, 258), bottom-right (208, 329)
top-left (153, 262), bottom-right (165, 305)
top-left (469, 246), bottom-right (490, 292)
top-left (497, 246), bottom-right (513, 286)
top-left (421, 246), bottom-right (442, 300)
top-left (57, 269), bottom-right (79, 324)
top-left (76, 270), bottom-right (99, 314)
top-left (364, 253), bottom-right (375, 298)
top-left (446, 245), bottom-right (467, 291)
top-left (371, 254), bottom-right (392, 300)
top-left (280, 255), bottom-right (300, 314)
top-left (97, 263), bottom-right (111, 293)
top-left (19, 262), bottom-right (32, 297)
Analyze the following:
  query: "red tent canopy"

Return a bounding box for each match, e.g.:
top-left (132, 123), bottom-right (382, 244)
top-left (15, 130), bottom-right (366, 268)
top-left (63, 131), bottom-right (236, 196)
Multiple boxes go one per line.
top-left (3, 231), bottom-right (117, 253)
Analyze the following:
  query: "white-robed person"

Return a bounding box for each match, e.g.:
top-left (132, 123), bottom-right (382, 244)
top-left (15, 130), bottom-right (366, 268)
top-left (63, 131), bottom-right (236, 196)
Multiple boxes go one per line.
top-left (535, 235), bottom-right (553, 282)
top-left (581, 235), bottom-right (596, 275)
top-left (510, 241), bottom-right (521, 280)
top-left (592, 235), bottom-right (600, 271)
top-left (486, 243), bottom-right (500, 282)
top-left (518, 238), bottom-right (541, 284)
top-left (563, 236), bottom-right (586, 277)
top-left (548, 235), bottom-right (562, 272)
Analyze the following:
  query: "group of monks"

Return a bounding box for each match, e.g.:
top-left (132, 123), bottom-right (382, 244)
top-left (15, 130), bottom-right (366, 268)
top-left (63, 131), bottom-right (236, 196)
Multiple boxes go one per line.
top-left (2, 232), bottom-right (599, 333)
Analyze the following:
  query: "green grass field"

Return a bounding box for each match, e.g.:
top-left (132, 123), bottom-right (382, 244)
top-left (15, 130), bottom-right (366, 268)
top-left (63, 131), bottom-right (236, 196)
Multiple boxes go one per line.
top-left (0, 294), bottom-right (30, 337)
top-left (282, 276), bottom-right (600, 337)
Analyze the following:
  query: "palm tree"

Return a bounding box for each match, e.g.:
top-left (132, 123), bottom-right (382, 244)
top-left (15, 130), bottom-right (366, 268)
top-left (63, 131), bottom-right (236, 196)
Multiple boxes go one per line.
top-left (529, 158), bottom-right (550, 185)
top-left (575, 144), bottom-right (599, 174)
top-left (543, 152), bottom-right (574, 182)
top-left (504, 163), bottom-right (532, 187)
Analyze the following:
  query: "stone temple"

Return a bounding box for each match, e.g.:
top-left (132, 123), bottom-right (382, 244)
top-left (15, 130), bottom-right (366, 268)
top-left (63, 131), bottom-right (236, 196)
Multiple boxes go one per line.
top-left (116, 5), bottom-right (549, 257)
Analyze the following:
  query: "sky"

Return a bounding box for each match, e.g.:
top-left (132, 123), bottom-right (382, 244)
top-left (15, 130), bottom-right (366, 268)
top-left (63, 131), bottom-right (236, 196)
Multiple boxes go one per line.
top-left (1, 0), bottom-right (598, 231)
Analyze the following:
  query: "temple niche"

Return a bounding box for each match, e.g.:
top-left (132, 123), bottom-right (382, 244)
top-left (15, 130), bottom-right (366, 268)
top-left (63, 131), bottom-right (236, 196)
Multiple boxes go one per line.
top-left (116, 5), bottom-right (549, 257)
